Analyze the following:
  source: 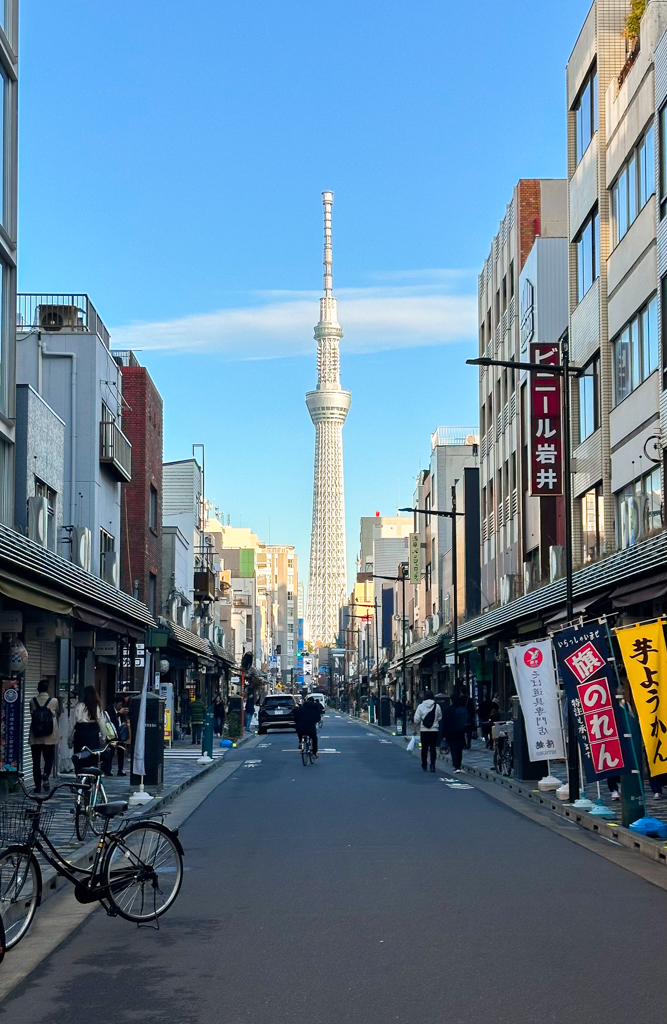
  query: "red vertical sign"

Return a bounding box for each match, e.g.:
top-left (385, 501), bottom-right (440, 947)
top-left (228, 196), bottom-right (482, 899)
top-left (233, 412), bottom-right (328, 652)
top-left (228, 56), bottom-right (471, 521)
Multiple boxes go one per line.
top-left (529, 342), bottom-right (563, 497)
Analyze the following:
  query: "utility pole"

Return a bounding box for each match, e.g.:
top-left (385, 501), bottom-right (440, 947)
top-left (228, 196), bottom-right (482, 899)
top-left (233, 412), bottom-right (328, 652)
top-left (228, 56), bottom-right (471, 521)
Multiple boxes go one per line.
top-left (467, 327), bottom-right (581, 801)
top-left (372, 563), bottom-right (409, 735)
top-left (374, 595), bottom-right (382, 723)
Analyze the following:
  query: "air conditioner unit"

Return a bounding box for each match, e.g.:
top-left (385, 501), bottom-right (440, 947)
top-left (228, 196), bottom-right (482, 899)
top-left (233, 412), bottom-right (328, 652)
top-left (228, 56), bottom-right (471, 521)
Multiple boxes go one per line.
top-left (27, 496), bottom-right (49, 547)
top-left (101, 551), bottom-right (120, 589)
top-left (71, 526), bottom-right (92, 572)
top-left (549, 545), bottom-right (565, 583)
top-left (37, 304), bottom-right (81, 332)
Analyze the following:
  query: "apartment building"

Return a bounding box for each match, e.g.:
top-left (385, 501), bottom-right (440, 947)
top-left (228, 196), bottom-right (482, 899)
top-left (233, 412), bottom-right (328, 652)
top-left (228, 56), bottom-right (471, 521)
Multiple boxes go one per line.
top-left (266, 545), bottom-right (298, 681)
top-left (116, 350), bottom-right (163, 616)
top-left (0, 6), bottom-right (18, 526)
top-left (17, 295), bottom-right (129, 584)
top-left (358, 513), bottom-right (413, 574)
top-left (478, 181), bottom-right (567, 609)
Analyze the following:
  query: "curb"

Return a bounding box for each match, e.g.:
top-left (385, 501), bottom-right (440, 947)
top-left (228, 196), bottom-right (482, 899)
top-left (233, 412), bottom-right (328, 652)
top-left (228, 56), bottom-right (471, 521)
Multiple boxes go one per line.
top-left (343, 713), bottom-right (667, 870)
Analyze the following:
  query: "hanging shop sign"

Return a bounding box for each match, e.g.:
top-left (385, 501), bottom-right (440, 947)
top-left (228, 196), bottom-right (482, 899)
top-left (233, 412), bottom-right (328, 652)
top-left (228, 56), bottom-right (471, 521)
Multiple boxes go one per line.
top-left (529, 342), bottom-right (563, 496)
top-left (507, 639), bottom-right (565, 761)
top-left (1, 679), bottom-right (21, 770)
top-left (553, 622), bottom-right (632, 782)
top-left (0, 611), bottom-right (22, 633)
top-left (615, 620), bottom-right (667, 777)
top-left (409, 533), bottom-right (421, 585)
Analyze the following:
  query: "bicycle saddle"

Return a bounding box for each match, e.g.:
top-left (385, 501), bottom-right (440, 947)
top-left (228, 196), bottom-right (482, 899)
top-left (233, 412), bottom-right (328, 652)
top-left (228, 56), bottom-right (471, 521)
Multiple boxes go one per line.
top-left (76, 766), bottom-right (102, 777)
top-left (95, 801), bottom-right (128, 817)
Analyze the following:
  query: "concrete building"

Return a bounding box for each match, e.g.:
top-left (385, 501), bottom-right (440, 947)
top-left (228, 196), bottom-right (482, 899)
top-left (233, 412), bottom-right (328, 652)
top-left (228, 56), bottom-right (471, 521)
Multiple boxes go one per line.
top-left (518, 234), bottom-right (570, 589)
top-left (358, 513), bottom-right (413, 574)
top-left (0, 6), bottom-right (18, 527)
top-left (14, 385), bottom-right (65, 551)
top-left (477, 181), bottom-right (568, 609)
top-left (115, 350), bottom-right (163, 616)
top-left (163, 459), bottom-right (205, 628)
top-left (17, 295), bottom-right (129, 584)
top-left (266, 544), bottom-right (298, 682)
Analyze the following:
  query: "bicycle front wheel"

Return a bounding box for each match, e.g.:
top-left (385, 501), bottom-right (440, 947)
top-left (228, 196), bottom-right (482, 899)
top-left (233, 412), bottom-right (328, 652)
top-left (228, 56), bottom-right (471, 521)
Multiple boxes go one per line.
top-left (0, 846), bottom-right (40, 949)
top-left (102, 822), bottom-right (183, 922)
top-left (301, 742), bottom-right (309, 766)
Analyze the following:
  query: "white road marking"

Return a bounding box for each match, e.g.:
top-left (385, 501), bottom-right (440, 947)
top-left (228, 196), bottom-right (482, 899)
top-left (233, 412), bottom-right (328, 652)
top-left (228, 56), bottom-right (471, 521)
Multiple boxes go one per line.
top-left (379, 739), bottom-right (392, 744)
top-left (318, 749), bottom-right (341, 754)
top-left (257, 743), bottom-right (271, 748)
top-left (244, 760), bottom-right (262, 767)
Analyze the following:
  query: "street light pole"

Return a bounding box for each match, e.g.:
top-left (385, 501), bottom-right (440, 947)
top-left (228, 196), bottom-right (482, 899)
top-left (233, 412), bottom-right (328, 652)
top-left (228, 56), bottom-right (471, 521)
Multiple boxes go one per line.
top-left (374, 596), bottom-right (381, 722)
top-left (372, 564), bottom-right (409, 735)
top-left (467, 329), bottom-right (580, 801)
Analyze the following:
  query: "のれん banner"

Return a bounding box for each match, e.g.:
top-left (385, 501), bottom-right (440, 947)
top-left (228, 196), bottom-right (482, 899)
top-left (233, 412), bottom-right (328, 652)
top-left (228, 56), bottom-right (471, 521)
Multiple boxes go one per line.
top-left (615, 620), bottom-right (667, 778)
top-left (507, 639), bottom-right (565, 761)
top-left (553, 622), bottom-right (632, 783)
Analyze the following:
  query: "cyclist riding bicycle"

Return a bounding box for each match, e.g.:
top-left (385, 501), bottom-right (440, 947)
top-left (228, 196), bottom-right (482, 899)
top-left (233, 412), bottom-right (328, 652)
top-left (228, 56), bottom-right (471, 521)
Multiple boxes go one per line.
top-left (294, 696), bottom-right (323, 758)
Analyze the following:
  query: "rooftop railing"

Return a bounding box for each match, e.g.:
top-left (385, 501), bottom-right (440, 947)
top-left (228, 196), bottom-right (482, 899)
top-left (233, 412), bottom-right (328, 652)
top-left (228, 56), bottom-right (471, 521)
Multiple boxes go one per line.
top-left (18, 293), bottom-right (111, 349)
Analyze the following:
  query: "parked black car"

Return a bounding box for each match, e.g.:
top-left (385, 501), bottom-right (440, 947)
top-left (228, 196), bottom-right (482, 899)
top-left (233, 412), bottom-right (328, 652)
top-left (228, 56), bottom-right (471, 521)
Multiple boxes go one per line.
top-left (257, 694), bottom-right (298, 734)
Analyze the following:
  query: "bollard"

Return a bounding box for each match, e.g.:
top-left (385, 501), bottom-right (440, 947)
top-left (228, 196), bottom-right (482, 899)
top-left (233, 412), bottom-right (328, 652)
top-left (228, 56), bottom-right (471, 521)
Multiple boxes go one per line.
top-left (197, 705), bottom-right (215, 764)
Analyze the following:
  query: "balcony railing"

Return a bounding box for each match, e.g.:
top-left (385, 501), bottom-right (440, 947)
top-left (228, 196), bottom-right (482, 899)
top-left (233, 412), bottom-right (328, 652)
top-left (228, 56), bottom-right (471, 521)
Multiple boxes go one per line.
top-left (99, 420), bottom-right (132, 482)
top-left (18, 293), bottom-right (111, 349)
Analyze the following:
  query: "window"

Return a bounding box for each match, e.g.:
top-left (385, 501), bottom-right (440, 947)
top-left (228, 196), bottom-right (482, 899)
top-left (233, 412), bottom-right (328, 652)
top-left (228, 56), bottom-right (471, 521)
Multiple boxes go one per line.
top-left (576, 209), bottom-right (599, 301)
top-left (618, 468), bottom-right (663, 548)
top-left (100, 528), bottom-right (115, 557)
top-left (287, 622), bottom-right (294, 633)
top-left (581, 484), bottom-right (604, 563)
top-left (287, 639), bottom-right (294, 652)
top-left (287, 591), bottom-right (294, 602)
top-left (287, 557), bottom-right (294, 569)
top-left (574, 66), bottom-right (598, 165)
top-left (34, 477), bottom-right (57, 550)
top-left (613, 295), bottom-right (658, 403)
top-left (425, 562), bottom-right (432, 591)
top-left (578, 356), bottom-right (600, 441)
top-left (662, 275), bottom-right (667, 387)
top-left (661, 104), bottom-right (667, 218)
top-left (612, 125), bottom-right (655, 245)
top-left (424, 492), bottom-right (431, 526)
top-left (149, 485), bottom-right (158, 531)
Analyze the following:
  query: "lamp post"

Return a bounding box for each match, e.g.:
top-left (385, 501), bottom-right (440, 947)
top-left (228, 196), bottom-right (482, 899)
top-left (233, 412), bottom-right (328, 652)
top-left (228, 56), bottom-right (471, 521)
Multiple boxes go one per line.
top-left (372, 564), bottom-right (409, 735)
top-left (466, 328), bottom-right (582, 801)
top-left (374, 596), bottom-right (382, 722)
top-left (399, 496), bottom-right (465, 691)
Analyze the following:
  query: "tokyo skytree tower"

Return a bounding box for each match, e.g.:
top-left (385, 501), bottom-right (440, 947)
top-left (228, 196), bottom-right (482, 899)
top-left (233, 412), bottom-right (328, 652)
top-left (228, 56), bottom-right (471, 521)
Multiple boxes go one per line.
top-left (306, 191), bottom-right (351, 646)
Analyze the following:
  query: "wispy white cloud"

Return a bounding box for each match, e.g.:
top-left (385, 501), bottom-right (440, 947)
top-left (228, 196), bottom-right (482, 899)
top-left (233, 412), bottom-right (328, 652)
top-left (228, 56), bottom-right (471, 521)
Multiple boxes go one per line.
top-left (111, 271), bottom-right (477, 360)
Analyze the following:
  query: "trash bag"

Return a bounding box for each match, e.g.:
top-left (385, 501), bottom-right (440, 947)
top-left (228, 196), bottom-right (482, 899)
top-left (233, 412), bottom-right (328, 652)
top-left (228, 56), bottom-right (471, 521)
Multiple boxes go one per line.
top-left (407, 735), bottom-right (417, 752)
top-left (250, 711), bottom-right (259, 730)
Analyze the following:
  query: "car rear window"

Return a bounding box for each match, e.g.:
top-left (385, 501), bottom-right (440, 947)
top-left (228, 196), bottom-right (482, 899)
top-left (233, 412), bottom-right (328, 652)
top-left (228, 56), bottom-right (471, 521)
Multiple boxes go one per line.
top-left (263, 697), bottom-right (294, 707)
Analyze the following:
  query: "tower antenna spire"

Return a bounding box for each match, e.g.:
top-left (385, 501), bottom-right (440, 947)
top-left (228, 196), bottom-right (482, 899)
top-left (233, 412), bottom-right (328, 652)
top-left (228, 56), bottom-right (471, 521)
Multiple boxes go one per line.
top-left (322, 190), bottom-right (334, 297)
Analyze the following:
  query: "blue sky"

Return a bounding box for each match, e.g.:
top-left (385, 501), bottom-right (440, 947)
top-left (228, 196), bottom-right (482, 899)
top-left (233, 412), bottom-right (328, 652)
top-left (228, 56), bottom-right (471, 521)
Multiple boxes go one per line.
top-left (18, 0), bottom-right (593, 586)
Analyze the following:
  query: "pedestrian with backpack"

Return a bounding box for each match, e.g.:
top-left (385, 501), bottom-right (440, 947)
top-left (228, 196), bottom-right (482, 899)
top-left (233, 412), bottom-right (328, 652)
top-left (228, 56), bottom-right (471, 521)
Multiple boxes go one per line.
top-left (442, 693), bottom-right (469, 773)
top-left (29, 679), bottom-right (60, 793)
top-left (413, 689), bottom-right (442, 773)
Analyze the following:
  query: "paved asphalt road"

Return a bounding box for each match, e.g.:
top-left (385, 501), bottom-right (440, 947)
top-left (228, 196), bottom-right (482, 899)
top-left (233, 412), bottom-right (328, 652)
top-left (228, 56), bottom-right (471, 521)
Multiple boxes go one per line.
top-left (2, 713), bottom-right (667, 1023)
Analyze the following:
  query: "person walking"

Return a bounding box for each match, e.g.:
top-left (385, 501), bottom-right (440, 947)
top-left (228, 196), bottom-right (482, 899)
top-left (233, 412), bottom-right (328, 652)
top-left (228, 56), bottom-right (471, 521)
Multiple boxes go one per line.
top-left (69, 686), bottom-right (105, 772)
top-left (245, 692), bottom-right (255, 732)
top-left (213, 694), bottom-right (226, 737)
top-left (413, 689), bottom-right (442, 773)
top-left (442, 693), bottom-right (469, 772)
top-left (190, 695), bottom-right (206, 745)
top-left (29, 679), bottom-right (60, 794)
top-left (394, 698), bottom-right (404, 731)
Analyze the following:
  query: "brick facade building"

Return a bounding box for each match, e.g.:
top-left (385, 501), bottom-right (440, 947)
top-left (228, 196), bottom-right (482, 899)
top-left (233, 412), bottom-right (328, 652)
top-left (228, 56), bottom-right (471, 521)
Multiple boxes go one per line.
top-left (116, 352), bottom-right (163, 615)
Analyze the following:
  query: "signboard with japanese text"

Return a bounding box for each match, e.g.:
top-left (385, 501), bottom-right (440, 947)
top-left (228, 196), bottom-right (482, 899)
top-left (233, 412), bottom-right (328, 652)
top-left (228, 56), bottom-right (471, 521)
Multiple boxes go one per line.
top-left (409, 533), bottom-right (421, 585)
top-left (507, 639), bottom-right (565, 761)
top-left (0, 679), bottom-right (21, 771)
top-left (615, 620), bottom-right (667, 777)
top-left (553, 622), bottom-right (632, 782)
top-left (529, 342), bottom-right (563, 496)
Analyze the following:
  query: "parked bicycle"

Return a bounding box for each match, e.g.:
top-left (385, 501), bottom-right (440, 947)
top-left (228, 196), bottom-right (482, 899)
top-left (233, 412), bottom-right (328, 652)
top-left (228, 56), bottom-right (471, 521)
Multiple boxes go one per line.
top-left (301, 734), bottom-right (315, 766)
top-left (72, 744), bottom-right (118, 841)
top-left (492, 721), bottom-right (514, 777)
top-left (0, 774), bottom-right (184, 951)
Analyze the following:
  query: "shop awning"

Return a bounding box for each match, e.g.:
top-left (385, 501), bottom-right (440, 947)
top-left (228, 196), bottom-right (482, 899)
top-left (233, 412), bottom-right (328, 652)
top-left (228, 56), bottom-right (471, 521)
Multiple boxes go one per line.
top-left (167, 622), bottom-right (214, 661)
top-left (544, 592), bottom-right (611, 627)
top-left (610, 573), bottom-right (667, 608)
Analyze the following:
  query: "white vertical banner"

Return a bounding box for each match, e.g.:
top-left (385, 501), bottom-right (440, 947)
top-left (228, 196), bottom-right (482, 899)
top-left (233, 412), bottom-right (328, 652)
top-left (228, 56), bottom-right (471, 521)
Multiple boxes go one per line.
top-left (507, 639), bottom-right (565, 761)
top-left (133, 657), bottom-right (150, 777)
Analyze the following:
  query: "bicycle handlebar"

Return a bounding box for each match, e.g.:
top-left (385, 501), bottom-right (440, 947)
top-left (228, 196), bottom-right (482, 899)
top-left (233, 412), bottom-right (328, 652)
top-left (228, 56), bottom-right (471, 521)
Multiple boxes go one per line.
top-left (72, 743), bottom-right (125, 758)
top-left (15, 772), bottom-right (82, 804)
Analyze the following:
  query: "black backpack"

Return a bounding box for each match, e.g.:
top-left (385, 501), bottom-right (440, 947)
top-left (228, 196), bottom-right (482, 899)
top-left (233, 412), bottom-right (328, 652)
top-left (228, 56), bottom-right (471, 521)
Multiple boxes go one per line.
top-left (423, 702), bottom-right (438, 729)
top-left (31, 696), bottom-right (54, 738)
top-left (455, 705), bottom-right (469, 732)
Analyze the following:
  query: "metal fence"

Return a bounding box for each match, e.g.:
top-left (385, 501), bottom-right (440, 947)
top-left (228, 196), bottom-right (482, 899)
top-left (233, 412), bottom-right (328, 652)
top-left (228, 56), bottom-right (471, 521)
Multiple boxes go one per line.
top-left (18, 293), bottom-right (111, 349)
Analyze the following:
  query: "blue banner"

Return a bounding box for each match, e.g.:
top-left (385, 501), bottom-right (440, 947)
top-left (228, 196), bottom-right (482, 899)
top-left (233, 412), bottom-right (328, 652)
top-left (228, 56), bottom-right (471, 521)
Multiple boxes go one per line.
top-left (552, 622), bottom-right (633, 783)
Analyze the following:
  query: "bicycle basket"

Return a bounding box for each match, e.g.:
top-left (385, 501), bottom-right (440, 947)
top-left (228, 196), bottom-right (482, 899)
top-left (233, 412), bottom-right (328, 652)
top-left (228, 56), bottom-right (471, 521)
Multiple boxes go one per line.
top-left (0, 800), bottom-right (56, 844)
